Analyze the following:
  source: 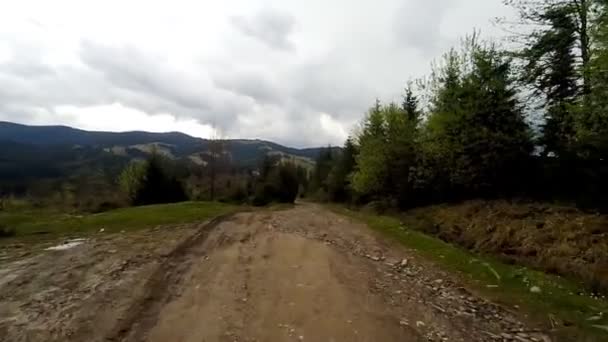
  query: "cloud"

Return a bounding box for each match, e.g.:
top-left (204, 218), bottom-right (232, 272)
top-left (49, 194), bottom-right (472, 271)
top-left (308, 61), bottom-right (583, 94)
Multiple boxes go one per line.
top-left (231, 9), bottom-right (296, 51)
top-left (392, 0), bottom-right (453, 55)
top-left (0, 0), bottom-right (512, 147)
top-left (212, 68), bottom-right (283, 105)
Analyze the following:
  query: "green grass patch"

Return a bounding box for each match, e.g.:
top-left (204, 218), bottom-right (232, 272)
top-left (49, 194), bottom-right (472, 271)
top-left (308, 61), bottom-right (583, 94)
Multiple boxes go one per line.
top-left (331, 206), bottom-right (608, 341)
top-left (0, 201), bottom-right (238, 238)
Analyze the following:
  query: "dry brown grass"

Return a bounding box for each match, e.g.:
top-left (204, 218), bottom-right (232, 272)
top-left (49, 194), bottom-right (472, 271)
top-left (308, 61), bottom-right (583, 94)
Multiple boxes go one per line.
top-left (402, 200), bottom-right (608, 293)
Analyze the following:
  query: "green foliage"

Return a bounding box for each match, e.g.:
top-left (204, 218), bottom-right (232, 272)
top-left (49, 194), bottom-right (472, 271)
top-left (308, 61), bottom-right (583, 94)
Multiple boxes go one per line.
top-left (332, 205), bottom-right (608, 341)
top-left (402, 84), bottom-right (421, 124)
top-left (0, 201), bottom-right (237, 238)
top-left (421, 39), bottom-right (532, 197)
top-left (118, 153), bottom-right (188, 206)
top-left (578, 0), bottom-right (608, 158)
top-left (222, 183), bottom-right (248, 204)
top-left (351, 100), bottom-right (418, 205)
top-left (326, 138), bottom-right (358, 202)
top-left (252, 157), bottom-right (301, 206)
top-left (350, 105), bottom-right (388, 197)
top-left (520, 4), bottom-right (580, 156)
top-left (118, 161), bottom-right (147, 203)
top-left (276, 163), bottom-right (300, 203)
top-left (309, 147), bottom-right (336, 195)
top-left (348, 38), bottom-right (531, 207)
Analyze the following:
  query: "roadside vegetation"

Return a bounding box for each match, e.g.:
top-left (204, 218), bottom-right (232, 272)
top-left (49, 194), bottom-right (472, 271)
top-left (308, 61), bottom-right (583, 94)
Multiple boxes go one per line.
top-left (0, 144), bottom-right (304, 241)
top-left (333, 205), bottom-right (608, 340)
top-left (307, 0), bottom-right (608, 295)
top-left (0, 146), bottom-right (305, 239)
top-left (302, 2), bottom-right (608, 337)
top-left (0, 201), bottom-right (238, 239)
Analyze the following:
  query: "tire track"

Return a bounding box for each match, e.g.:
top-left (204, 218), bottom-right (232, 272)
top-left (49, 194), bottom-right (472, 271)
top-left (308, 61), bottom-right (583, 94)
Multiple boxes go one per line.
top-left (105, 213), bottom-right (236, 342)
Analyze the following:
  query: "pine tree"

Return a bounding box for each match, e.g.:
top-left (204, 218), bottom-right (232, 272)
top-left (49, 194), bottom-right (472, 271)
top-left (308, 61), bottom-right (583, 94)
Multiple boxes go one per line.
top-left (578, 0), bottom-right (608, 157)
top-left (402, 85), bottom-right (421, 124)
top-left (520, 5), bottom-right (579, 155)
top-left (423, 39), bottom-right (532, 197)
top-left (327, 137), bottom-right (358, 202)
top-left (503, 0), bottom-right (594, 97)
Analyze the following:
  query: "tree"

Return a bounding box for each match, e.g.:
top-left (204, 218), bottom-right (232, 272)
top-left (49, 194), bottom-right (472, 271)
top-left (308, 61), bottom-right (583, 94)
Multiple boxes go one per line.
top-left (275, 163), bottom-right (300, 203)
top-left (351, 101), bottom-right (418, 205)
top-left (134, 153), bottom-right (187, 205)
top-left (351, 104), bottom-right (389, 197)
top-left (206, 131), bottom-right (226, 201)
top-left (118, 161), bottom-right (147, 203)
top-left (252, 158), bottom-right (301, 206)
top-left (118, 152), bottom-right (187, 206)
top-left (503, 0), bottom-right (595, 97)
top-left (578, 0), bottom-right (608, 157)
top-left (326, 137), bottom-right (358, 202)
top-left (402, 83), bottom-right (422, 124)
top-left (309, 146), bottom-right (336, 195)
top-left (421, 38), bottom-right (532, 197)
top-left (520, 5), bottom-right (579, 155)
top-left (501, 0), bottom-right (608, 156)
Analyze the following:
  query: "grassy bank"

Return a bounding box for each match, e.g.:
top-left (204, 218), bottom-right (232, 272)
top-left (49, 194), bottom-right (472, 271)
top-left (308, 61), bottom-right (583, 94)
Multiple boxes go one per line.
top-left (331, 205), bottom-right (608, 341)
top-left (0, 201), bottom-right (238, 238)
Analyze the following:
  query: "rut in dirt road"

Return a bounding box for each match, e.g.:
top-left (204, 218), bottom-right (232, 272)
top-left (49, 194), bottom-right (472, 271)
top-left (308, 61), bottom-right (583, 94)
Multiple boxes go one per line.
top-left (0, 204), bottom-right (552, 342)
top-left (116, 204), bottom-right (549, 342)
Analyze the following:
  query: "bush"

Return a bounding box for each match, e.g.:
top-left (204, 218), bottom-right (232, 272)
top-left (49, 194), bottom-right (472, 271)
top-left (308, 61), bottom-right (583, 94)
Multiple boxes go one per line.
top-left (119, 154), bottom-right (188, 206)
top-left (251, 162), bottom-right (300, 206)
top-left (252, 183), bottom-right (274, 206)
top-left (221, 185), bottom-right (248, 204)
top-left (0, 225), bottom-right (16, 238)
top-left (275, 164), bottom-right (299, 203)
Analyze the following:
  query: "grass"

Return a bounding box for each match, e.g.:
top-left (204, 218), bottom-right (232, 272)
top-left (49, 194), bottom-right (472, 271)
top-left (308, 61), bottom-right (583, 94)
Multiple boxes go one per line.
top-left (331, 205), bottom-right (608, 341)
top-left (0, 201), bottom-right (239, 238)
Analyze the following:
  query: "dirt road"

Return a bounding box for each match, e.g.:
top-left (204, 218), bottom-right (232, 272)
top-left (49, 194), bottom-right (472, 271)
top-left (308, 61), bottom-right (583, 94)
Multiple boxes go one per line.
top-left (0, 204), bottom-right (551, 341)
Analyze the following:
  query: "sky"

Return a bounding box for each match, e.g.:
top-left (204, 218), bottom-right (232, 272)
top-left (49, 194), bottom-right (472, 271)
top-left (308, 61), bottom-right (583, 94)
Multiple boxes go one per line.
top-left (0, 0), bottom-right (515, 148)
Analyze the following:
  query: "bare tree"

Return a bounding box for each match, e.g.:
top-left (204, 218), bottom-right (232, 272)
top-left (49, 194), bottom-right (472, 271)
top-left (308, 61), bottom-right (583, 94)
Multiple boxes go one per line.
top-left (206, 128), bottom-right (225, 201)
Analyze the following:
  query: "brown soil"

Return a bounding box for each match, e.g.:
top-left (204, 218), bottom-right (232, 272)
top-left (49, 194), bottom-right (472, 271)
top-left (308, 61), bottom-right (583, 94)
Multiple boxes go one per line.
top-left (0, 204), bottom-right (552, 342)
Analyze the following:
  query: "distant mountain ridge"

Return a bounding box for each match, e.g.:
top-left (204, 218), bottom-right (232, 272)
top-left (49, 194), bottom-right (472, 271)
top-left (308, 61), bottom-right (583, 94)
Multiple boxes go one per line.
top-left (0, 121), bottom-right (336, 182)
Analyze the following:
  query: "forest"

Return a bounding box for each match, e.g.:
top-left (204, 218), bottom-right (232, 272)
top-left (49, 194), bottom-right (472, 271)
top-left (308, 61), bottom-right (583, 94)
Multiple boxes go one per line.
top-left (308, 0), bottom-right (608, 212)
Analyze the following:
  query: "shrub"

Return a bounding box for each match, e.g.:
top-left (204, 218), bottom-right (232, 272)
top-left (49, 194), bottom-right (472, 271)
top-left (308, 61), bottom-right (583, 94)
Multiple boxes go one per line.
top-left (251, 162), bottom-right (300, 206)
top-left (0, 225), bottom-right (16, 238)
top-left (222, 184), bottom-right (248, 204)
top-left (118, 153), bottom-right (187, 206)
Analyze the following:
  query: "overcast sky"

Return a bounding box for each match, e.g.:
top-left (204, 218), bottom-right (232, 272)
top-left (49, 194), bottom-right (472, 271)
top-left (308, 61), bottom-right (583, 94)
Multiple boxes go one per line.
top-left (0, 0), bottom-right (514, 147)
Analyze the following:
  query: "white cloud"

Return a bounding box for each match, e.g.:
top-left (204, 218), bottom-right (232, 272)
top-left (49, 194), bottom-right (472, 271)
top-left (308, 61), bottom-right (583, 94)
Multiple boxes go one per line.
top-left (0, 0), bottom-right (516, 147)
top-left (53, 103), bottom-right (215, 137)
top-left (320, 113), bottom-right (348, 143)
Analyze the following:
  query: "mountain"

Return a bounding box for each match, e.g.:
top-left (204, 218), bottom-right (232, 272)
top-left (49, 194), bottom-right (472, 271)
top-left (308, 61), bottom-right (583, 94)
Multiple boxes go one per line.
top-left (0, 121), bottom-right (336, 182)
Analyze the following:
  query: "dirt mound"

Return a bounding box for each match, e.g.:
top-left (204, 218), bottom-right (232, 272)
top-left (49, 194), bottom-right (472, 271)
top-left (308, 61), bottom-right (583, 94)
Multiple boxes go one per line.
top-left (403, 200), bottom-right (608, 292)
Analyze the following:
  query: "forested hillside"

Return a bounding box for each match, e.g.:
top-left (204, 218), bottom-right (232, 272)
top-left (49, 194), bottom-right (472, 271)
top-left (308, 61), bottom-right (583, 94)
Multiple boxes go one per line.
top-left (309, 0), bottom-right (608, 211)
top-left (0, 122), bottom-right (333, 210)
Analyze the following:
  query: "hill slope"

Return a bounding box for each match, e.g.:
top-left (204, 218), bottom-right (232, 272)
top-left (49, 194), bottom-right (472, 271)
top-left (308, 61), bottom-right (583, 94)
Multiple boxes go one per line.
top-left (0, 121), bottom-right (335, 182)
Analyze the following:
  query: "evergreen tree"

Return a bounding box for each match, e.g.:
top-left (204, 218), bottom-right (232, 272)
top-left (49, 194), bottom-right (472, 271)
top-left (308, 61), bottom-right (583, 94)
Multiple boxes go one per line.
top-left (402, 84), bottom-right (421, 124)
top-left (520, 5), bottom-right (579, 155)
top-left (578, 0), bottom-right (608, 157)
top-left (423, 39), bottom-right (532, 197)
top-left (351, 104), bottom-right (389, 197)
top-left (129, 153), bottom-right (187, 206)
top-left (327, 137), bottom-right (358, 202)
top-left (504, 0), bottom-right (594, 97)
top-left (310, 146), bottom-right (336, 195)
top-left (351, 102), bottom-right (418, 205)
